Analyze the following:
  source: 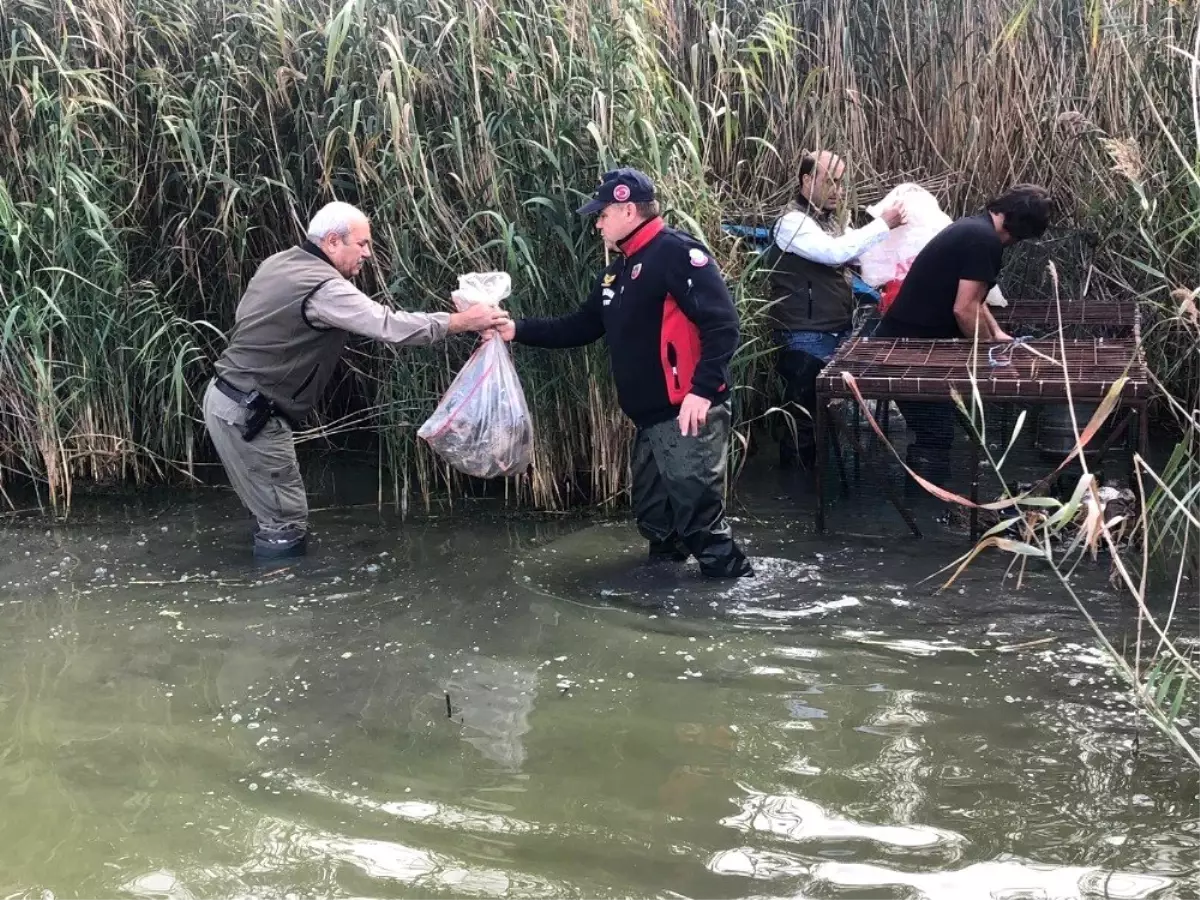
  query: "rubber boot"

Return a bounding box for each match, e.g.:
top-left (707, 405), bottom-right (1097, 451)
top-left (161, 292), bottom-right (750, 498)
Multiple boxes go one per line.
top-left (254, 526), bottom-right (308, 560)
top-left (647, 538), bottom-right (690, 564)
top-left (695, 538), bottom-right (755, 578)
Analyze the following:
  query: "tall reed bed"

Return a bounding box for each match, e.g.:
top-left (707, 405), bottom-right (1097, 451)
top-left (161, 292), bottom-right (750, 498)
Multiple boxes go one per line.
top-left (0, 0), bottom-right (1195, 513)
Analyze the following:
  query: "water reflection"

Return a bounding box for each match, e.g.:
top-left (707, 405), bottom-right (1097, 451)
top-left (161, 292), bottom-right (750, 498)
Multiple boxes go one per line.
top-left (446, 656), bottom-right (539, 770)
top-left (0, 490), bottom-right (1196, 899)
top-left (121, 870), bottom-right (196, 900)
top-left (273, 772), bottom-right (536, 836)
top-left (709, 851), bottom-right (1177, 899)
top-left (246, 816), bottom-right (568, 896)
top-left (720, 788), bottom-right (963, 849)
top-left (809, 858), bottom-right (1175, 899)
top-left (863, 689), bottom-right (932, 824)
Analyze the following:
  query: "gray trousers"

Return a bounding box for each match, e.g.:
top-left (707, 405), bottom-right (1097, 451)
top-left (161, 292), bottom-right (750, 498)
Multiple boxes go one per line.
top-left (202, 380), bottom-right (308, 539)
top-left (631, 403), bottom-right (749, 577)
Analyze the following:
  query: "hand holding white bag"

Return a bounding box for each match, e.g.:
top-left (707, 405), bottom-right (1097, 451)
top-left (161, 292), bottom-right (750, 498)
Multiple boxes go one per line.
top-left (417, 273), bottom-right (534, 478)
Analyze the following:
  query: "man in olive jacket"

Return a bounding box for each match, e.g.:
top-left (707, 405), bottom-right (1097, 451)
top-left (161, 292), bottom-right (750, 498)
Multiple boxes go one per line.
top-left (204, 201), bottom-right (508, 559)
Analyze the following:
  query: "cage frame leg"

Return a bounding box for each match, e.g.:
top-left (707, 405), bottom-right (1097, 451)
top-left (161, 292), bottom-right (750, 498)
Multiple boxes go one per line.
top-left (814, 400), bottom-right (827, 534)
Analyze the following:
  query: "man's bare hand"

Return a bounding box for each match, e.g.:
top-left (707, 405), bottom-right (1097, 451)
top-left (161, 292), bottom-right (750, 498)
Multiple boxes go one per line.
top-left (992, 329), bottom-right (1014, 342)
top-left (496, 320), bottom-right (516, 342)
top-left (449, 303), bottom-right (511, 334)
top-left (880, 201), bottom-right (907, 230)
top-left (678, 393), bottom-right (712, 437)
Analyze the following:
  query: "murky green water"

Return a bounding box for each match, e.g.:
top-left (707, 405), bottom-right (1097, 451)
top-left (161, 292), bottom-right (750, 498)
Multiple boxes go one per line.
top-left (1, 476), bottom-right (1196, 899)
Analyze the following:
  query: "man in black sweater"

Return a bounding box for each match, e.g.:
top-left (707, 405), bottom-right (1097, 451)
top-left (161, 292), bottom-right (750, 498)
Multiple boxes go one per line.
top-left (499, 169), bottom-right (753, 578)
top-left (876, 184), bottom-right (1052, 488)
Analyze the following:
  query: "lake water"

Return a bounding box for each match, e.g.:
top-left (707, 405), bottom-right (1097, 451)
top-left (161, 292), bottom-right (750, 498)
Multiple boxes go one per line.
top-left (1, 471), bottom-right (1196, 899)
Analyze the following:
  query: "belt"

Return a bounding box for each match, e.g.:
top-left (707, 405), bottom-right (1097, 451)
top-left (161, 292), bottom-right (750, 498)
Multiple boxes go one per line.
top-left (214, 375), bottom-right (252, 405)
top-left (213, 376), bottom-right (299, 428)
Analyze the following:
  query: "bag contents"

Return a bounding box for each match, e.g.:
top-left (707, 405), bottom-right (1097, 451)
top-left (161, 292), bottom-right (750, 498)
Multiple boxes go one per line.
top-left (417, 273), bottom-right (534, 479)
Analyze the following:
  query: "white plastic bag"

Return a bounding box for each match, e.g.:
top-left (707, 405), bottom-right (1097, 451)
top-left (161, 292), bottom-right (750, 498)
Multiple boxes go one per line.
top-left (450, 271), bottom-right (511, 309)
top-left (858, 184), bottom-right (1008, 307)
top-left (858, 183), bottom-right (952, 288)
top-left (417, 273), bottom-right (534, 479)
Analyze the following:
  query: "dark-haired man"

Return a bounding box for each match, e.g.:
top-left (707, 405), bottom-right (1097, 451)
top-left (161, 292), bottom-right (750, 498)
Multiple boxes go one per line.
top-left (763, 150), bottom-right (906, 469)
top-left (499, 168), bottom-right (753, 578)
top-left (876, 184), bottom-right (1052, 487)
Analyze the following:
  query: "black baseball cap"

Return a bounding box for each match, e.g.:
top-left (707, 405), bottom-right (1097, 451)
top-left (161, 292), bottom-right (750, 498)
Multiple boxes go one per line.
top-left (576, 168), bottom-right (656, 215)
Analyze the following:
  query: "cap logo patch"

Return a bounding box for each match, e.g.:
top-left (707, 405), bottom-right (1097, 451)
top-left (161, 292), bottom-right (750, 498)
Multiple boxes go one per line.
top-left (689, 248), bottom-right (709, 267)
top-left (613, 184), bottom-right (631, 202)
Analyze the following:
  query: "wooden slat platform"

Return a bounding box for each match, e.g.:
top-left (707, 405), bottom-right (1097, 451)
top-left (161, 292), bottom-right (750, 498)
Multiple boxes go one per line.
top-left (817, 337), bottom-right (1149, 402)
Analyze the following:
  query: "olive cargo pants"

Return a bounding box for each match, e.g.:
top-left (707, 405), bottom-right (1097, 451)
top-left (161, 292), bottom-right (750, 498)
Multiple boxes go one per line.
top-left (202, 380), bottom-right (308, 541)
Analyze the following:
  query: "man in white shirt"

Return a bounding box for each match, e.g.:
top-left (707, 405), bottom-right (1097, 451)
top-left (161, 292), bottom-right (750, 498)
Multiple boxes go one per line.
top-left (762, 151), bottom-right (905, 469)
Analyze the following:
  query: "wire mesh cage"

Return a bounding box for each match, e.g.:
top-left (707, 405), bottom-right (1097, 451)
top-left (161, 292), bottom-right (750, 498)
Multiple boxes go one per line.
top-left (994, 298), bottom-right (1141, 342)
top-left (812, 336), bottom-right (1149, 539)
top-left (997, 227), bottom-right (1099, 302)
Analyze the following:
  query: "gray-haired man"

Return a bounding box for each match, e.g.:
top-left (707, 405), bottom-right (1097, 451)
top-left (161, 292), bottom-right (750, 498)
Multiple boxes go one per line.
top-left (203, 201), bottom-right (509, 559)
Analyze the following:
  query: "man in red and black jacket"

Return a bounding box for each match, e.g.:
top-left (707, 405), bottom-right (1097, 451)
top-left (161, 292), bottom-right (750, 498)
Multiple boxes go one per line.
top-left (499, 168), bottom-right (753, 578)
